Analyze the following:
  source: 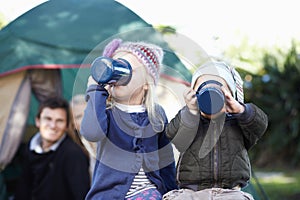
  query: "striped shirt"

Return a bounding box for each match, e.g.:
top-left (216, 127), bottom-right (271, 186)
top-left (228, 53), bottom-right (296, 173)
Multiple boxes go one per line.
top-left (125, 168), bottom-right (156, 197)
top-left (115, 103), bottom-right (158, 197)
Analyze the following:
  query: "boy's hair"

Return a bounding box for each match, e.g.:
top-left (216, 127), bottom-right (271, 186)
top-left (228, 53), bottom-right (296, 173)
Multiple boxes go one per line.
top-left (36, 97), bottom-right (70, 126)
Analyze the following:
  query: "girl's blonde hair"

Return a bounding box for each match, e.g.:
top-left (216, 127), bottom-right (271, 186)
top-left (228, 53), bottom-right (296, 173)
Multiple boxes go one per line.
top-left (111, 66), bottom-right (165, 133)
top-left (144, 74), bottom-right (165, 133)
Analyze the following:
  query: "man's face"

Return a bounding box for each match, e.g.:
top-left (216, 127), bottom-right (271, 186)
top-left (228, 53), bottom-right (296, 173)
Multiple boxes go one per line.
top-left (35, 107), bottom-right (68, 144)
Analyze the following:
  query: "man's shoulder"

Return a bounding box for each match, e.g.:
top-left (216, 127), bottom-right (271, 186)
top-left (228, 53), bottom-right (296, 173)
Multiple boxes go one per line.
top-left (59, 135), bottom-right (86, 154)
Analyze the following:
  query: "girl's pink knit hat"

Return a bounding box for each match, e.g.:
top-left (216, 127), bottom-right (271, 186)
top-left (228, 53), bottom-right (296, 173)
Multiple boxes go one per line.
top-left (102, 38), bottom-right (163, 85)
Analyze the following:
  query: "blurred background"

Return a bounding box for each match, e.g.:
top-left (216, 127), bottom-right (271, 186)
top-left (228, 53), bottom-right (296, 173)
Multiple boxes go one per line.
top-left (0, 0), bottom-right (299, 199)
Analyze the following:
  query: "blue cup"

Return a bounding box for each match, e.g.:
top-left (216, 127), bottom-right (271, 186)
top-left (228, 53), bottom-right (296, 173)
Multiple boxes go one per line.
top-left (91, 56), bottom-right (132, 86)
top-left (196, 80), bottom-right (225, 115)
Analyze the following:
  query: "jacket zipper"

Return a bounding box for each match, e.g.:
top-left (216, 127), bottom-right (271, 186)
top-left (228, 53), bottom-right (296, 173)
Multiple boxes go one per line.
top-left (213, 121), bottom-right (219, 187)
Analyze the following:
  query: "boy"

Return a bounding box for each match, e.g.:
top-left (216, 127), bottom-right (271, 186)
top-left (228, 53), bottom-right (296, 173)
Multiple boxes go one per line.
top-left (164, 61), bottom-right (268, 200)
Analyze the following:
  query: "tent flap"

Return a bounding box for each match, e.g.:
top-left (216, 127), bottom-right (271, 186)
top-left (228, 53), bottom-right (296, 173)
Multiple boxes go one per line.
top-left (0, 72), bottom-right (31, 170)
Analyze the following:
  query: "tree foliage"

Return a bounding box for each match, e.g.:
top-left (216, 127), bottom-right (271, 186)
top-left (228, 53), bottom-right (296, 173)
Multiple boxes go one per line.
top-left (244, 42), bottom-right (300, 167)
top-left (0, 12), bottom-right (8, 30)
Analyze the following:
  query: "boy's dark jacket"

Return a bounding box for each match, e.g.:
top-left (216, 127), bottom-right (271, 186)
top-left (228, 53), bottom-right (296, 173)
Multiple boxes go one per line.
top-left (167, 103), bottom-right (268, 190)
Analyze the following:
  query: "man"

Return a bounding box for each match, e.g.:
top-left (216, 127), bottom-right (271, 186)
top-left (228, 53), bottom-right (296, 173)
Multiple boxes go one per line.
top-left (15, 97), bottom-right (90, 200)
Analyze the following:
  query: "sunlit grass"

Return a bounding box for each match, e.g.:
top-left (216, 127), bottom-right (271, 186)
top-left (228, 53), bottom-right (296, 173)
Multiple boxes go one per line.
top-left (253, 170), bottom-right (300, 200)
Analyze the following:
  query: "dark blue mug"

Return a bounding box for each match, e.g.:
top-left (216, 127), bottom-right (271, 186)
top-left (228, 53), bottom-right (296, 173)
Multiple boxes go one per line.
top-left (196, 80), bottom-right (225, 115)
top-left (91, 56), bottom-right (132, 86)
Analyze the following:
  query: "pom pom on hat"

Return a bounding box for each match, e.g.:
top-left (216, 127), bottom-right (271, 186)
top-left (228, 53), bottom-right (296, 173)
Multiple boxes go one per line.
top-left (102, 38), bottom-right (163, 85)
top-left (102, 38), bottom-right (122, 58)
top-left (191, 61), bottom-right (244, 103)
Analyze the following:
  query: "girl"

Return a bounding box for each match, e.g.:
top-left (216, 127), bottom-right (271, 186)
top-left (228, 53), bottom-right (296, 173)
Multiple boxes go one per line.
top-left (81, 39), bottom-right (177, 200)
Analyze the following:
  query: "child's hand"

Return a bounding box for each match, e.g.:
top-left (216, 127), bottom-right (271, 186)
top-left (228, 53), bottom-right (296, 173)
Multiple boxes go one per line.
top-left (87, 76), bottom-right (98, 87)
top-left (222, 87), bottom-right (245, 114)
top-left (184, 88), bottom-right (198, 115)
top-left (104, 84), bottom-right (112, 95)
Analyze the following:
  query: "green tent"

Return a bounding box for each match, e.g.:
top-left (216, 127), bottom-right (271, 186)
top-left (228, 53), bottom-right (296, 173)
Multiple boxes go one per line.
top-left (0, 0), bottom-right (192, 171)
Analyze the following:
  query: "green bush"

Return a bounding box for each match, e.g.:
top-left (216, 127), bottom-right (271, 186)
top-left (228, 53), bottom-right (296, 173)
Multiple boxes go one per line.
top-left (244, 42), bottom-right (300, 167)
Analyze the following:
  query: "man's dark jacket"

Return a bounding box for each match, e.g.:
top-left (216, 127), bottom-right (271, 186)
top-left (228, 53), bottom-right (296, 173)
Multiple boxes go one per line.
top-left (15, 135), bottom-right (90, 200)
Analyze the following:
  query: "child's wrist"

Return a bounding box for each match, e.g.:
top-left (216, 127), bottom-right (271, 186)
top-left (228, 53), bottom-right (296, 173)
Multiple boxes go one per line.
top-left (238, 103), bottom-right (245, 113)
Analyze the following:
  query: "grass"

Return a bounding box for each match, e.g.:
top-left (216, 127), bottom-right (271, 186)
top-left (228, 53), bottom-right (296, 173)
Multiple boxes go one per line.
top-left (250, 169), bottom-right (300, 200)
